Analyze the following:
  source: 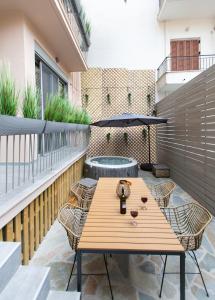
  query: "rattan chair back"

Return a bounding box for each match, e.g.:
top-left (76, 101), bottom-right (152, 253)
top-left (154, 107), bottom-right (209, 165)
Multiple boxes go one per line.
top-left (70, 182), bottom-right (96, 209)
top-left (151, 181), bottom-right (176, 207)
top-left (161, 203), bottom-right (212, 251)
top-left (58, 203), bottom-right (88, 251)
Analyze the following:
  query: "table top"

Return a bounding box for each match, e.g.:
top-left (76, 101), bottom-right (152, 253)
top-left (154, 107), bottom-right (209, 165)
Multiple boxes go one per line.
top-left (78, 178), bottom-right (184, 253)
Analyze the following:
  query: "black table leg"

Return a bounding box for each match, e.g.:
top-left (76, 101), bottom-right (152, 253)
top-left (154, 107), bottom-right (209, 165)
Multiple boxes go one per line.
top-left (180, 253), bottom-right (185, 300)
top-left (77, 250), bottom-right (82, 292)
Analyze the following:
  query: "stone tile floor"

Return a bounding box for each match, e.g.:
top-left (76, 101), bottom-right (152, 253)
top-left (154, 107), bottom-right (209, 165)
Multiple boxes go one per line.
top-left (30, 171), bottom-right (215, 300)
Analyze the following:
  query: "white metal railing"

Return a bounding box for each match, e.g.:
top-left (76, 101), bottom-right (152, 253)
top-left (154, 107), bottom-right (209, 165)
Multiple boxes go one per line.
top-left (59, 0), bottom-right (90, 59)
top-left (0, 115), bottom-right (90, 199)
top-left (159, 0), bottom-right (165, 9)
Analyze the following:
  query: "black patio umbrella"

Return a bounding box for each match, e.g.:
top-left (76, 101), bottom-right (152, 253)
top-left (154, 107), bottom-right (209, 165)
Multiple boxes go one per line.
top-left (90, 113), bottom-right (168, 171)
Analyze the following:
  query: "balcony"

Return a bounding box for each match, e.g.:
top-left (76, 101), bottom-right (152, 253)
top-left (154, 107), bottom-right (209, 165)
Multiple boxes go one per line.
top-left (59, 0), bottom-right (91, 55)
top-left (156, 54), bottom-right (215, 99)
top-left (158, 0), bottom-right (215, 21)
top-left (0, 0), bottom-right (89, 71)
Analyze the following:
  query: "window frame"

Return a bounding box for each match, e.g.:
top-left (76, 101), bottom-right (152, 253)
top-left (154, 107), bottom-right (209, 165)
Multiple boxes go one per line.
top-left (35, 54), bottom-right (68, 119)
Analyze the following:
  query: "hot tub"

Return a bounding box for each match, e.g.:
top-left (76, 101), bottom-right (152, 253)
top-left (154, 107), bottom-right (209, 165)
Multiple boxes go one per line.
top-left (84, 156), bottom-right (138, 180)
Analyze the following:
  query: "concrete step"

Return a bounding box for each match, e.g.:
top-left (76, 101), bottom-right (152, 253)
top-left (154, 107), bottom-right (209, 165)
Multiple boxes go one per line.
top-left (0, 266), bottom-right (50, 300)
top-left (47, 291), bottom-right (81, 300)
top-left (0, 242), bottom-right (21, 293)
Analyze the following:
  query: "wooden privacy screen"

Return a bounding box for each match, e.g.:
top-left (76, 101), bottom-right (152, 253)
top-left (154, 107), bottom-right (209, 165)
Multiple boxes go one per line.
top-left (0, 156), bottom-right (85, 264)
top-left (156, 64), bottom-right (215, 215)
top-left (81, 68), bottom-right (157, 164)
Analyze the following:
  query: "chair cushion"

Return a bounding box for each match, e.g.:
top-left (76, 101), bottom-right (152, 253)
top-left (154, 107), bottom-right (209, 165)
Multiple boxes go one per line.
top-left (79, 178), bottom-right (98, 188)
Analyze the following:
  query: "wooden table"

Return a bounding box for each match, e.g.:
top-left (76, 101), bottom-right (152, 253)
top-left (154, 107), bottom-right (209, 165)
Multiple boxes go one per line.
top-left (77, 178), bottom-right (185, 299)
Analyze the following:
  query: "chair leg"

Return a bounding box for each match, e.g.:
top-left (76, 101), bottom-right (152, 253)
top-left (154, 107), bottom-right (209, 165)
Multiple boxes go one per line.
top-left (160, 255), bottom-right (165, 264)
top-left (66, 252), bottom-right (77, 291)
top-left (192, 251), bottom-right (209, 297)
top-left (159, 255), bottom-right (168, 298)
top-left (103, 254), bottom-right (114, 300)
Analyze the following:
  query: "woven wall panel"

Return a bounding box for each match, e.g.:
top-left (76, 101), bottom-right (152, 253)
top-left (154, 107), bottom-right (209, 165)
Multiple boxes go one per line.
top-left (81, 68), bottom-right (156, 163)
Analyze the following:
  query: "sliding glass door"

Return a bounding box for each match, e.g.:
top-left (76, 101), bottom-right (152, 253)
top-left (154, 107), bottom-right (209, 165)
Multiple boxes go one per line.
top-left (35, 55), bottom-right (68, 119)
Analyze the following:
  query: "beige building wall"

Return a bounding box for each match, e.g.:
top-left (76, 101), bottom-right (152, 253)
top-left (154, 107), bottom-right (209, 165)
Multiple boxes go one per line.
top-left (0, 11), bottom-right (82, 163)
top-left (0, 11), bottom-right (82, 112)
top-left (0, 12), bottom-right (26, 103)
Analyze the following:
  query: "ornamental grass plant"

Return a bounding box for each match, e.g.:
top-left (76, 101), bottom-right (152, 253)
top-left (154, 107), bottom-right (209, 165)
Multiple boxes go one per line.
top-left (45, 95), bottom-right (91, 125)
top-left (23, 85), bottom-right (40, 119)
top-left (0, 66), bottom-right (19, 116)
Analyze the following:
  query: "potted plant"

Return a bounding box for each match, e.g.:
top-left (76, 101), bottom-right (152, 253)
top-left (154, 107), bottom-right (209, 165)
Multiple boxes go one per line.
top-left (84, 94), bottom-right (89, 106)
top-left (128, 92), bottom-right (132, 105)
top-left (123, 132), bottom-right (128, 143)
top-left (23, 85), bottom-right (40, 119)
top-left (147, 93), bottom-right (151, 106)
top-left (0, 66), bottom-right (90, 136)
top-left (107, 93), bottom-right (111, 104)
top-left (142, 128), bottom-right (147, 141)
top-left (0, 67), bottom-right (46, 135)
top-left (106, 132), bottom-right (111, 143)
top-left (0, 66), bottom-right (19, 116)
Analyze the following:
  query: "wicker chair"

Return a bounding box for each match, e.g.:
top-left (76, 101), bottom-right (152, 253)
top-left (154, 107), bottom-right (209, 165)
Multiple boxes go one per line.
top-left (70, 181), bottom-right (96, 209)
top-left (58, 203), bottom-right (88, 290)
top-left (159, 202), bottom-right (212, 297)
top-left (150, 181), bottom-right (176, 207)
top-left (58, 203), bottom-right (113, 298)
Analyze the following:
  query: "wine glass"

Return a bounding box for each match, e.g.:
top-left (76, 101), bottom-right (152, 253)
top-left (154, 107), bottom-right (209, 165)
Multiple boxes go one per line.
top-left (130, 209), bottom-right (138, 226)
top-left (141, 197), bottom-right (148, 210)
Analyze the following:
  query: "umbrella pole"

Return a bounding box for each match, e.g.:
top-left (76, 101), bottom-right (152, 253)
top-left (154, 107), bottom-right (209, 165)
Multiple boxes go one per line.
top-left (147, 125), bottom-right (151, 165)
top-left (140, 125), bottom-right (153, 171)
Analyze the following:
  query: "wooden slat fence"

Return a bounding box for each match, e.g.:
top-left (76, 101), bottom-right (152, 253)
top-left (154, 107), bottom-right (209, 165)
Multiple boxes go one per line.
top-left (157, 64), bottom-right (215, 215)
top-left (0, 156), bottom-right (85, 264)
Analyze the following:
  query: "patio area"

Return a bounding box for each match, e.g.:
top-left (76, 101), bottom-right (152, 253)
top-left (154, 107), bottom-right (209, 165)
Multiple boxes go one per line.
top-left (1, 1), bottom-right (215, 300)
top-left (30, 170), bottom-right (215, 300)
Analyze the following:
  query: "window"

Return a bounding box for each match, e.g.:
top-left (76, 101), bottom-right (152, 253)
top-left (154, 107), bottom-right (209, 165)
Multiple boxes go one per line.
top-left (35, 55), bottom-right (68, 118)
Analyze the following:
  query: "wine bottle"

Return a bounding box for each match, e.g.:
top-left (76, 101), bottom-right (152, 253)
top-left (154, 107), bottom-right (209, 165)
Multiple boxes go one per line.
top-left (120, 187), bottom-right (126, 214)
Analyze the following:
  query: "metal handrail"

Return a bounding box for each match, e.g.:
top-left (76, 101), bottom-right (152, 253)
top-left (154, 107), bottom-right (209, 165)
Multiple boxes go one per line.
top-left (59, 0), bottom-right (90, 54)
top-left (159, 0), bottom-right (165, 9)
top-left (0, 117), bottom-right (90, 198)
top-left (157, 54), bottom-right (215, 79)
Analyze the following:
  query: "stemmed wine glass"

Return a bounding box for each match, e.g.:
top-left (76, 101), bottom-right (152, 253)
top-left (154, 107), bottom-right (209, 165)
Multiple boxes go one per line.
top-left (141, 197), bottom-right (148, 210)
top-left (130, 209), bottom-right (138, 226)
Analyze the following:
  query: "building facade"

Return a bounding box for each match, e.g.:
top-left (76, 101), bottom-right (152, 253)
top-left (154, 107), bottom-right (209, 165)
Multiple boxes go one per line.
top-left (0, 0), bottom-right (90, 115)
top-left (157, 0), bottom-right (215, 100)
top-left (82, 0), bottom-right (215, 101)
